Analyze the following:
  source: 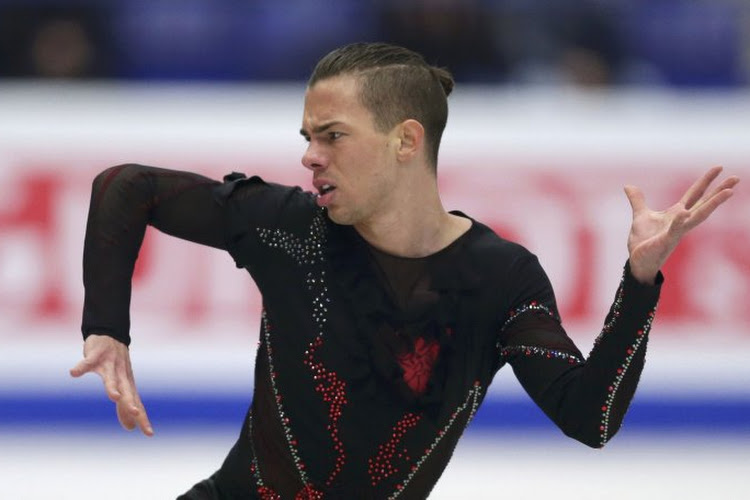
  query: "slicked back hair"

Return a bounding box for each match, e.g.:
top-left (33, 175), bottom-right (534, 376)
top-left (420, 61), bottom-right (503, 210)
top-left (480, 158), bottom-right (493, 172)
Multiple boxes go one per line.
top-left (308, 42), bottom-right (455, 170)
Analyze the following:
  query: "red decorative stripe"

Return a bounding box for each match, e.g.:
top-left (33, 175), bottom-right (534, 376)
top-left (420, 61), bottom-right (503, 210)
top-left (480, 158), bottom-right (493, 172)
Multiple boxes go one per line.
top-left (368, 412), bottom-right (422, 486)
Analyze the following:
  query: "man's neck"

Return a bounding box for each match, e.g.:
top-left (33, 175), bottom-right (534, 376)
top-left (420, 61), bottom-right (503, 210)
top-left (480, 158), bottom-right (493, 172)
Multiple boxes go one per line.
top-left (354, 196), bottom-right (471, 258)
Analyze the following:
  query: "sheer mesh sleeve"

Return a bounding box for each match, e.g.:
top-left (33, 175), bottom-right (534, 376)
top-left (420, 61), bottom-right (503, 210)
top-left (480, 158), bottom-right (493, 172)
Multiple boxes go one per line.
top-left (498, 256), bottom-right (661, 448)
top-left (81, 163), bottom-right (247, 345)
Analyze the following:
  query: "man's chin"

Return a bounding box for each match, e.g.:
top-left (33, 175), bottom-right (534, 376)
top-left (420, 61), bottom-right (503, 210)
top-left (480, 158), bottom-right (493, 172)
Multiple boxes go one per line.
top-left (325, 207), bottom-right (355, 226)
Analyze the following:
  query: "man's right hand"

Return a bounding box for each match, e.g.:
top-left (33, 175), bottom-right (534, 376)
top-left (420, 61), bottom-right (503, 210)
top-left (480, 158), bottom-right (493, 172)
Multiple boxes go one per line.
top-left (70, 334), bottom-right (154, 436)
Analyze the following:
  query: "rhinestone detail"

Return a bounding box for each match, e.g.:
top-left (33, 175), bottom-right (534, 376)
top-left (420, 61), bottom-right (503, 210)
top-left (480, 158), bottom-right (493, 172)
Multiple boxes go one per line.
top-left (595, 271), bottom-right (658, 446)
top-left (500, 301), bottom-right (559, 333)
top-left (499, 345), bottom-right (583, 364)
top-left (257, 212), bottom-right (327, 266)
top-left (295, 484), bottom-right (324, 500)
top-left (598, 313), bottom-right (657, 444)
top-left (247, 414), bottom-right (280, 498)
top-left (497, 302), bottom-right (578, 364)
top-left (388, 382), bottom-right (483, 499)
top-left (261, 311), bottom-right (309, 485)
top-left (257, 210), bottom-right (350, 493)
top-left (593, 276), bottom-right (625, 347)
top-left (368, 413), bottom-right (421, 486)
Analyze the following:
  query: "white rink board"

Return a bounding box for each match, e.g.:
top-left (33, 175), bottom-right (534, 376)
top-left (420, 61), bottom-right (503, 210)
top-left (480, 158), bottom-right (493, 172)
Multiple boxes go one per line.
top-left (0, 84), bottom-right (749, 399)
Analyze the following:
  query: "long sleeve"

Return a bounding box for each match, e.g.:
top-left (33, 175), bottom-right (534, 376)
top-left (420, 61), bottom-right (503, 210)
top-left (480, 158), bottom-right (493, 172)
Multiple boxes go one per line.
top-left (497, 258), bottom-right (661, 448)
top-left (81, 163), bottom-right (230, 346)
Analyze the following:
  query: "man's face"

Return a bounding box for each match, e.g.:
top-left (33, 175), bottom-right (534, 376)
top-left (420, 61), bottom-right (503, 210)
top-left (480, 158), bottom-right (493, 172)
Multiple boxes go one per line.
top-left (301, 75), bottom-right (401, 227)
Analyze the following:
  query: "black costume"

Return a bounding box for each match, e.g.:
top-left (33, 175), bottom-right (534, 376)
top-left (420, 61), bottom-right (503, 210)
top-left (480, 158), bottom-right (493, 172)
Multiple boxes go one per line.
top-left (82, 164), bottom-right (662, 499)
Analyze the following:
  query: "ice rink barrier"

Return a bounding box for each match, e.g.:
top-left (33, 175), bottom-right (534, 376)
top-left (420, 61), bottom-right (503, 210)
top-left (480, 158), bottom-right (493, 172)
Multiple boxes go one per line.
top-left (0, 84), bottom-right (748, 432)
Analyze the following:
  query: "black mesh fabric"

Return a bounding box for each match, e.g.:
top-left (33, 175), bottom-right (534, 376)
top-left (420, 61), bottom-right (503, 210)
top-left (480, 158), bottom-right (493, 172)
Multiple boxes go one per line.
top-left (82, 164), bottom-right (661, 499)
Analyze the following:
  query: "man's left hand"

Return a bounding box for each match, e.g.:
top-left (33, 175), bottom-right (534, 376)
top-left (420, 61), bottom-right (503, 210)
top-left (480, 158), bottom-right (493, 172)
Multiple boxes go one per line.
top-left (625, 166), bottom-right (740, 285)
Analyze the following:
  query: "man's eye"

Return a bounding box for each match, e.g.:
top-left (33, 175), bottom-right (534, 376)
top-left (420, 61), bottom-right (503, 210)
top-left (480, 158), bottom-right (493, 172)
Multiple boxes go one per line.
top-left (328, 131), bottom-right (342, 141)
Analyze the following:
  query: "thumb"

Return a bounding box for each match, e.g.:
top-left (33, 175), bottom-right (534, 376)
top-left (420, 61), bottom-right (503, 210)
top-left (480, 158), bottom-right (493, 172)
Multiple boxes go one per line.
top-left (70, 358), bottom-right (93, 378)
top-left (624, 185), bottom-right (647, 215)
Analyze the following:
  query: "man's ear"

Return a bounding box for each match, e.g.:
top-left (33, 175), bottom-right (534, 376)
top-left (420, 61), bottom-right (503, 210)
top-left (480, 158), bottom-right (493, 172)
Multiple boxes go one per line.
top-left (395, 119), bottom-right (425, 162)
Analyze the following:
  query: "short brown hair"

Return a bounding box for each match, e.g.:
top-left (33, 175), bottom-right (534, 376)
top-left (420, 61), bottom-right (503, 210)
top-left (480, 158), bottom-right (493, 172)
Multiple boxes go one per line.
top-left (308, 42), bottom-right (454, 169)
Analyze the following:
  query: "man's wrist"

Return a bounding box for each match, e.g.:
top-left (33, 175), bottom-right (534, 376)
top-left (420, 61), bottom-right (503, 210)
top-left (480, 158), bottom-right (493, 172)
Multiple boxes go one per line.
top-left (627, 260), bottom-right (660, 286)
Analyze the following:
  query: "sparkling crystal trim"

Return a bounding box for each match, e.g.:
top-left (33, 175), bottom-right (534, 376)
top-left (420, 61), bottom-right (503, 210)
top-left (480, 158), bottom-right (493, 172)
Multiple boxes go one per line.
top-left (368, 413), bottom-right (421, 486)
top-left (295, 484), bottom-right (324, 500)
top-left (256, 211), bottom-right (327, 265)
top-left (598, 305), bottom-right (657, 445)
top-left (593, 270), bottom-right (658, 445)
top-left (261, 311), bottom-right (310, 485)
top-left (500, 301), bottom-right (559, 333)
top-left (302, 331), bottom-right (348, 487)
top-left (257, 486), bottom-right (281, 500)
top-left (593, 277), bottom-right (625, 347)
top-left (499, 345), bottom-right (583, 364)
top-left (257, 210), bottom-right (349, 493)
top-left (388, 383), bottom-right (483, 499)
top-left (248, 414), bottom-right (280, 499)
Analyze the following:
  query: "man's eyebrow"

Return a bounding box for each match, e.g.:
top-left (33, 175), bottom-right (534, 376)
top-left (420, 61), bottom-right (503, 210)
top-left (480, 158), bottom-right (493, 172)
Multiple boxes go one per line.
top-left (299, 121), bottom-right (344, 137)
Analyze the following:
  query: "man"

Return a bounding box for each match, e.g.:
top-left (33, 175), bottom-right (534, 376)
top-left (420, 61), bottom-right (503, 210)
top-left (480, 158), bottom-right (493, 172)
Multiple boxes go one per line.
top-left (70, 43), bottom-right (738, 499)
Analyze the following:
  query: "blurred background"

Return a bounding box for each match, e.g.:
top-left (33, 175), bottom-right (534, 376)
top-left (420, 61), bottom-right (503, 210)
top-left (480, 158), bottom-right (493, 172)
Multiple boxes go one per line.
top-left (1, 0), bottom-right (749, 86)
top-left (0, 0), bottom-right (748, 498)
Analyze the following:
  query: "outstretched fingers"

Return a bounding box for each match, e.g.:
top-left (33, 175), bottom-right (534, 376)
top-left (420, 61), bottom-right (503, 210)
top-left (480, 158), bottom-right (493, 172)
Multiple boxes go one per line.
top-left (684, 185), bottom-right (737, 231)
top-left (113, 383), bottom-right (153, 435)
top-left (691, 174), bottom-right (740, 208)
top-left (133, 392), bottom-right (154, 436)
top-left (624, 166), bottom-right (739, 284)
top-left (70, 335), bottom-right (154, 436)
top-left (113, 366), bottom-right (154, 436)
top-left (115, 391), bottom-right (140, 431)
top-left (680, 166), bottom-right (724, 209)
top-left (70, 352), bottom-right (122, 401)
top-left (103, 366), bottom-right (123, 402)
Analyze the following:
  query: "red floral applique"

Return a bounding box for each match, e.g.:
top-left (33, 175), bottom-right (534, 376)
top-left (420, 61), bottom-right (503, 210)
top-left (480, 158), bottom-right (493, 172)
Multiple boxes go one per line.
top-left (397, 338), bottom-right (440, 394)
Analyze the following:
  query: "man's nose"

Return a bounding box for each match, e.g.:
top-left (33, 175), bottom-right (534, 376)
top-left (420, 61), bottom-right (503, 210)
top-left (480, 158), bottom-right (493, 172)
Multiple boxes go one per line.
top-left (302, 144), bottom-right (326, 171)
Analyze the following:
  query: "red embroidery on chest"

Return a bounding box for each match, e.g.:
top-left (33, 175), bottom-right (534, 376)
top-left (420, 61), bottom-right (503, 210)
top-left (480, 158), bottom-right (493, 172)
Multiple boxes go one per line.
top-left (397, 338), bottom-right (440, 394)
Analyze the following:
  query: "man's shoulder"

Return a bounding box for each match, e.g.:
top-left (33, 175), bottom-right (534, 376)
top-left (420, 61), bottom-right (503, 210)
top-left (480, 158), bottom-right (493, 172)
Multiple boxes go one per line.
top-left (226, 174), bottom-right (311, 203)
top-left (221, 174), bottom-right (325, 248)
top-left (453, 219), bottom-right (545, 301)
top-left (225, 174), bottom-right (318, 217)
top-left (466, 218), bottom-right (534, 262)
